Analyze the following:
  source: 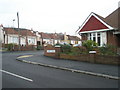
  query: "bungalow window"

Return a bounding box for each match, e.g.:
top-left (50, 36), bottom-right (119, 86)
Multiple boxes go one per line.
top-left (92, 33), bottom-right (96, 42)
top-left (88, 32), bottom-right (101, 46)
top-left (90, 33), bottom-right (91, 40)
top-left (88, 33), bottom-right (91, 40)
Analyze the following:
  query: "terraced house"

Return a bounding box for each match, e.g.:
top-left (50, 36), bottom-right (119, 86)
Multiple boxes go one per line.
top-left (77, 7), bottom-right (120, 47)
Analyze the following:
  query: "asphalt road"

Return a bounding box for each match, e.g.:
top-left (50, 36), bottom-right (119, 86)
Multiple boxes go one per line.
top-left (2, 51), bottom-right (119, 88)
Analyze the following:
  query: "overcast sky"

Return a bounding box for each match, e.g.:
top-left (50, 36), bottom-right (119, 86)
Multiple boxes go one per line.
top-left (0, 0), bottom-right (119, 35)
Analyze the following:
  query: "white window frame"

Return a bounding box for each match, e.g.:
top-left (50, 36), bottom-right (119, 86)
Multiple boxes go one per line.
top-left (88, 32), bottom-right (102, 46)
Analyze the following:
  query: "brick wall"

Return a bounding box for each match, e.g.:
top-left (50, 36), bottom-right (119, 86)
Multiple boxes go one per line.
top-left (2, 44), bottom-right (35, 51)
top-left (44, 46), bottom-right (56, 57)
top-left (81, 34), bottom-right (87, 41)
top-left (60, 54), bottom-right (120, 65)
top-left (14, 45), bottom-right (35, 51)
top-left (44, 45), bottom-right (61, 58)
top-left (107, 31), bottom-right (120, 47)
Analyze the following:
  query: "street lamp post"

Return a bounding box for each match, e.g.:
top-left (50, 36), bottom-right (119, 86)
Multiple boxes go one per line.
top-left (17, 12), bottom-right (20, 50)
top-left (13, 19), bottom-right (15, 50)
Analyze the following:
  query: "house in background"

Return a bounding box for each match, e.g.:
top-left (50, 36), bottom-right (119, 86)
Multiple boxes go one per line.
top-left (33, 31), bottom-right (42, 46)
top-left (40, 32), bottom-right (55, 46)
top-left (54, 33), bottom-right (64, 44)
top-left (40, 32), bottom-right (81, 46)
top-left (77, 8), bottom-right (120, 47)
top-left (1, 25), bottom-right (81, 47)
top-left (67, 35), bottom-right (81, 45)
top-left (1, 26), bottom-right (37, 46)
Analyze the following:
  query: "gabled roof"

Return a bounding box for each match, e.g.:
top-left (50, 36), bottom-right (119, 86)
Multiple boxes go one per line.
top-left (79, 12), bottom-right (113, 33)
top-left (78, 7), bottom-right (119, 33)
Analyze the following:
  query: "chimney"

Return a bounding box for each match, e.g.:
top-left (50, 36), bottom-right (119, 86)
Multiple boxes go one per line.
top-left (64, 32), bottom-right (67, 41)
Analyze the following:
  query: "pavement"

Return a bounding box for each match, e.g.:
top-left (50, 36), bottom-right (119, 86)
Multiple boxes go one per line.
top-left (16, 51), bottom-right (120, 80)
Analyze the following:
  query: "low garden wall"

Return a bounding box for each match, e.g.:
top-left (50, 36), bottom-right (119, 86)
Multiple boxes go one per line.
top-left (2, 44), bottom-right (36, 51)
top-left (13, 45), bottom-right (36, 51)
top-left (44, 44), bottom-right (120, 65)
top-left (60, 54), bottom-right (120, 65)
top-left (44, 45), bottom-right (61, 58)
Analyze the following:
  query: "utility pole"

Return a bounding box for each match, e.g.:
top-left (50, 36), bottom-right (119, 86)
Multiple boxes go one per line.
top-left (17, 12), bottom-right (20, 50)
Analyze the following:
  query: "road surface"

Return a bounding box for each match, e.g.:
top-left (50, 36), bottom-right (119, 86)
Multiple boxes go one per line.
top-left (2, 51), bottom-right (119, 88)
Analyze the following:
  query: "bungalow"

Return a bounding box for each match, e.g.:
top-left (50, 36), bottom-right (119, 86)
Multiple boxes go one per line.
top-left (40, 32), bottom-right (81, 46)
top-left (2, 26), bottom-right (37, 46)
top-left (77, 8), bottom-right (120, 47)
top-left (67, 35), bottom-right (81, 45)
top-left (40, 32), bottom-right (55, 46)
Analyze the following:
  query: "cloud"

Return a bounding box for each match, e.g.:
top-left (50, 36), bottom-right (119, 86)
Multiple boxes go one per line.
top-left (0, 0), bottom-right (119, 35)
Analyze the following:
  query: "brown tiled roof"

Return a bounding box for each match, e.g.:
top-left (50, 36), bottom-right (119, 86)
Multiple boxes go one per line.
top-left (4, 27), bottom-right (36, 36)
top-left (105, 7), bottom-right (119, 28)
top-left (20, 30), bottom-right (36, 36)
top-left (40, 33), bottom-right (52, 39)
top-left (4, 28), bottom-right (18, 35)
top-left (58, 35), bottom-right (64, 40)
top-left (67, 35), bottom-right (80, 41)
top-left (40, 32), bottom-right (64, 40)
top-left (40, 32), bottom-right (80, 41)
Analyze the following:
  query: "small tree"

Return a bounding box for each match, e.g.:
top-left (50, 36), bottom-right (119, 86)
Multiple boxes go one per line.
top-left (82, 40), bottom-right (97, 52)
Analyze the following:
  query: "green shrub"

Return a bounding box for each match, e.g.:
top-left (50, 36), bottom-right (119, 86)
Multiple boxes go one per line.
top-left (36, 45), bottom-right (42, 50)
top-left (61, 44), bottom-right (71, 54)
top-left (71, 46), bottom-right (87, 55)
top-left (82, 40), bottom-right (97, 52)
top-left (71, 47), bottom-right (80, 55)
top-left (6, 43), bottom-right (14, 51)
top-left (99, 44), bottom-right (117, 55)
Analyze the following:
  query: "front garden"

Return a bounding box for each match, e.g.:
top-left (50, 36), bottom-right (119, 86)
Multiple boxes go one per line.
top-left (46, 40), bottom-right (120, 65)
top-left (59, 40), bottom-right (118, 56)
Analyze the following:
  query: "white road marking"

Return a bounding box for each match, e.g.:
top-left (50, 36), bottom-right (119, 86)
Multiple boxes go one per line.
top-left (0, 69), bottom-right (33, 82)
